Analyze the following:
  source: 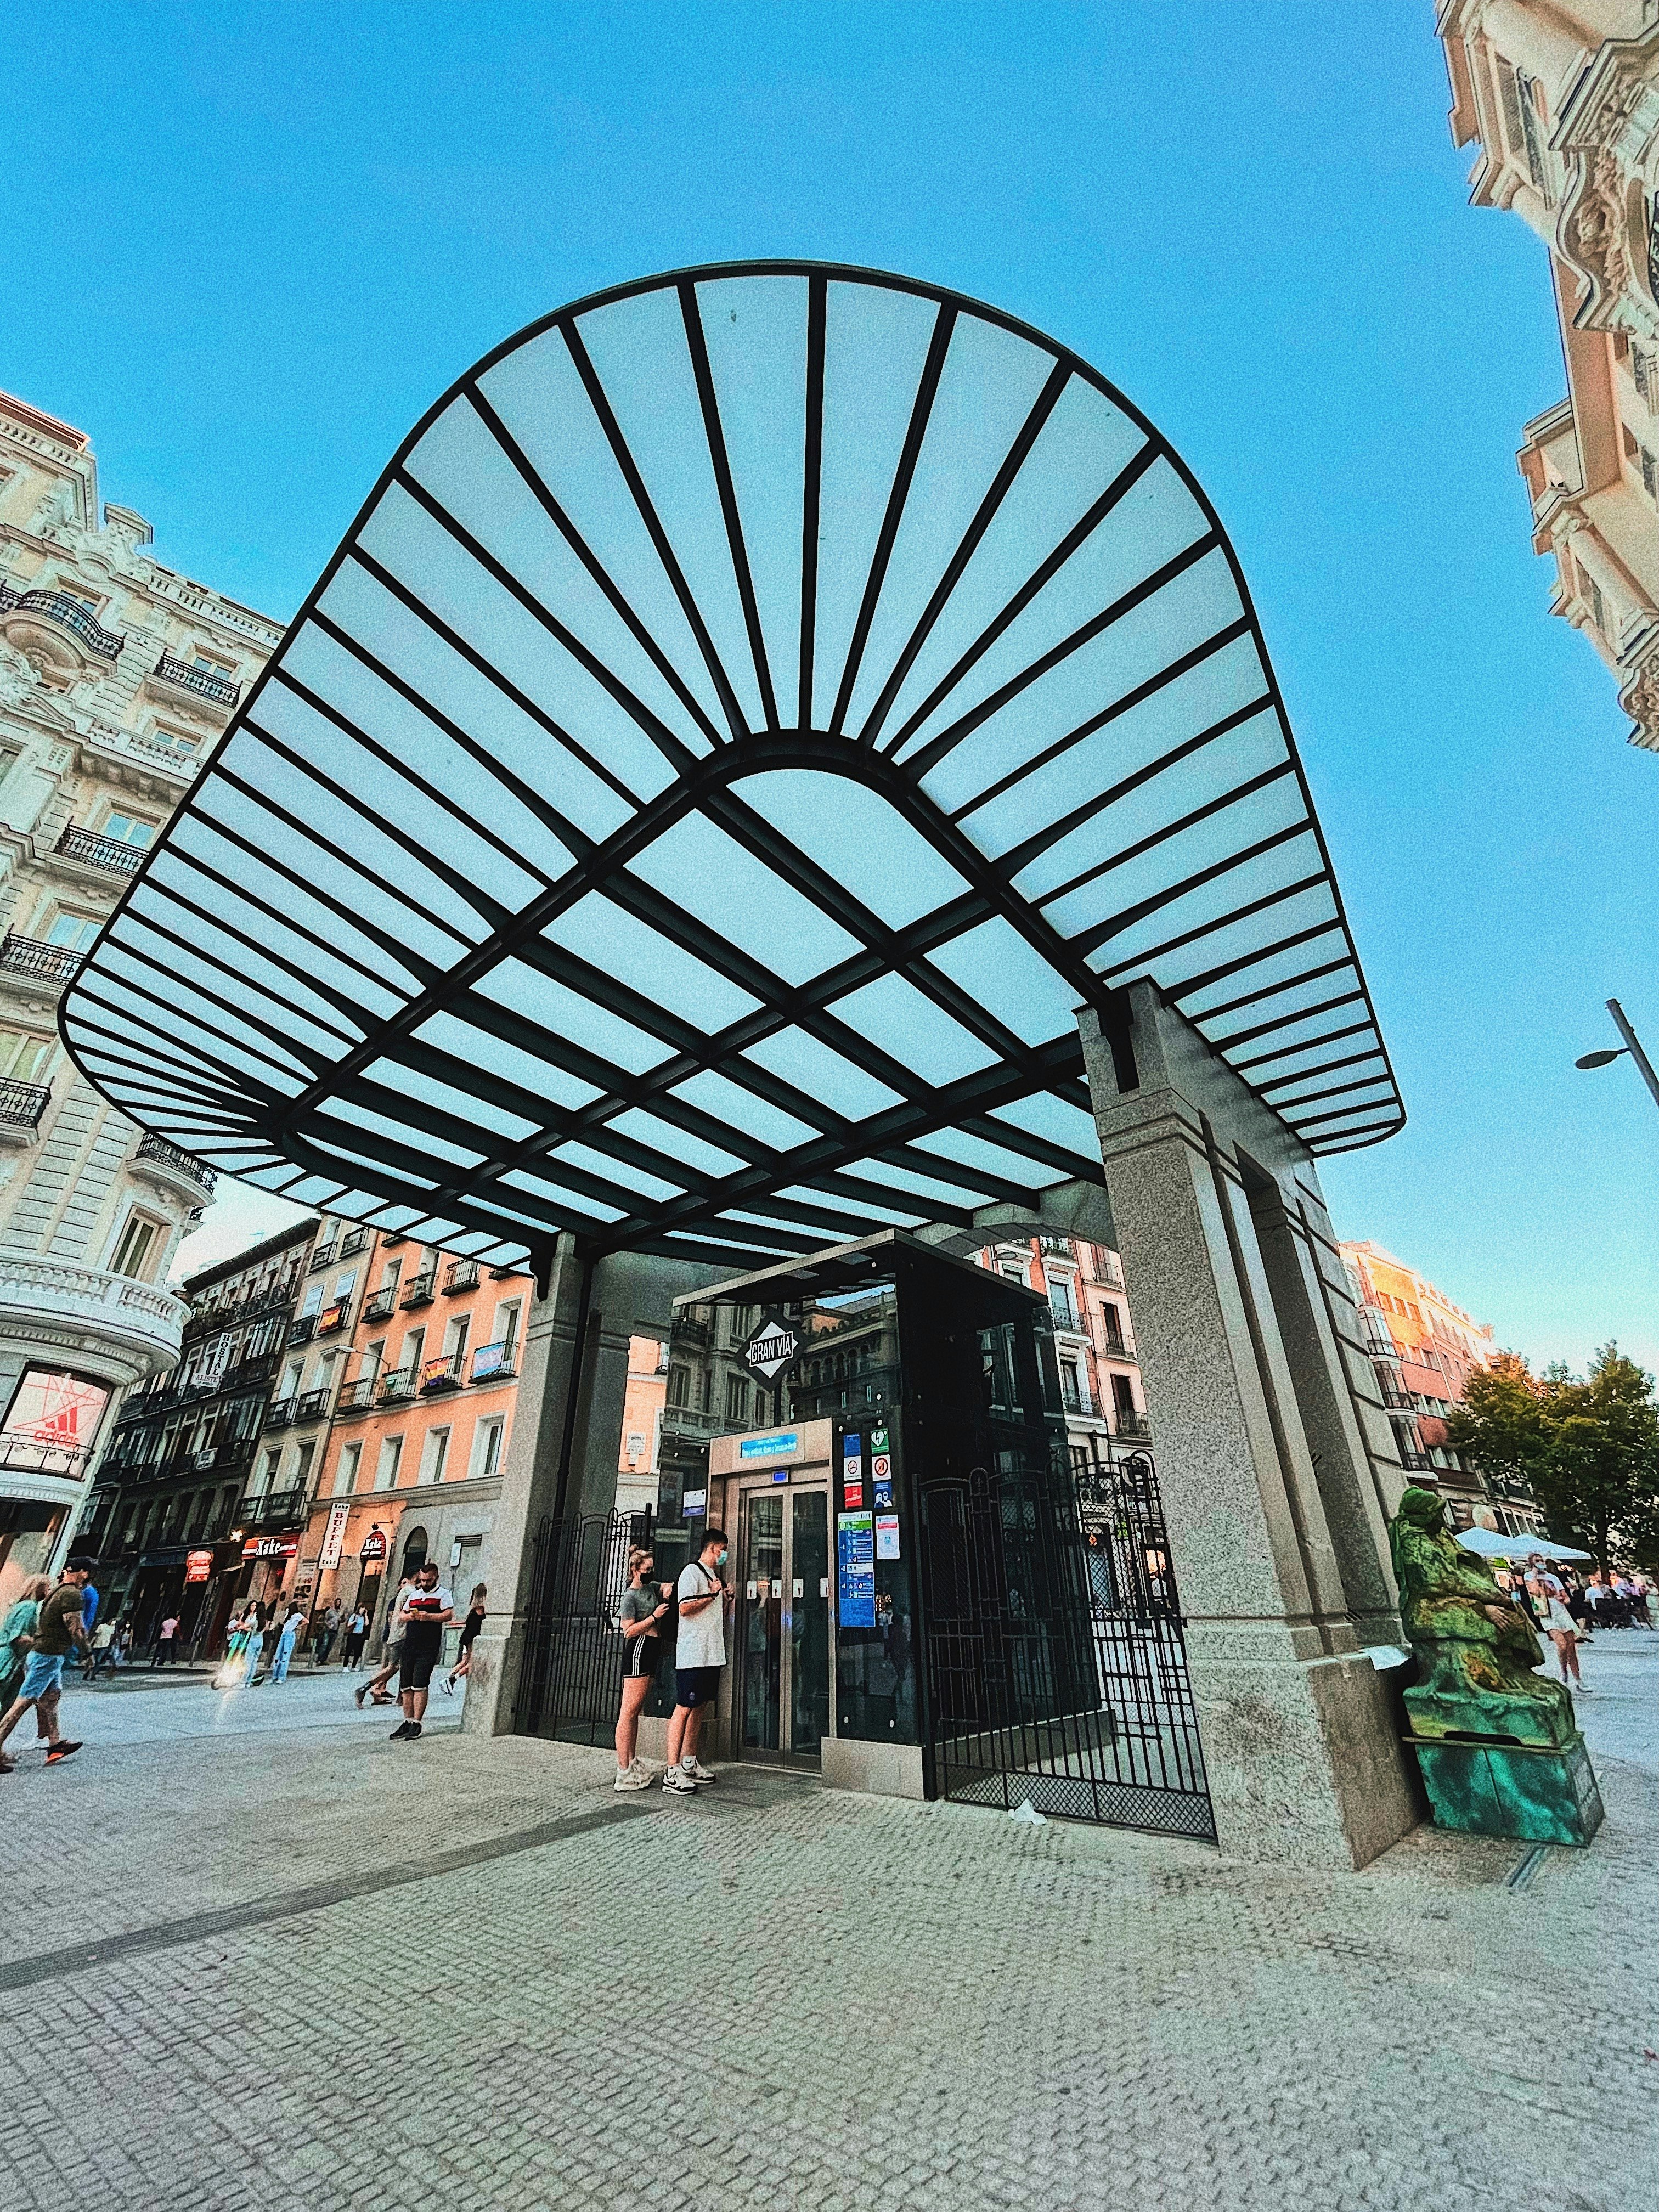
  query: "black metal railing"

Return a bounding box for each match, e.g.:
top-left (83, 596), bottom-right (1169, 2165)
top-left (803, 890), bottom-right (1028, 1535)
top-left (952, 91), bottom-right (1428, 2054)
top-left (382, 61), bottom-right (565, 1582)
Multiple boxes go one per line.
top-left (919, 1437), bottom-right (1213, 1841)
top-left (244, 1487), bottom-right (305, 1532)
top-left (1037, 1235), bottom-right (1075, 1257)
top-left (55, 825), bottom-right (145, 876)
top-left (376, 1367), bottom-right (416, 1403)
top-left (316, 1299), bottom-right (352, 1336)
top-left (420, 1352), bottom-right (465, 1393)
top-left (0, 583), bottom-right (125, 658)
top-left (1113, 1410), bottom-right (1153, 1442)
top-left (264, 1397), bottom-right (295, 1430)
top-left (516, 1508), bottom-right (654, 1741)
top-left (335, 1376), bottom-right (378, 1412)
top-left (287, 1314), bottom-right (318, 1345)
top-left (308, 1244), bottom-right (337, 1273)
top-left (362, 1286), bottom-right (397, 1321)
top-left (338, 1227), bottom-right (369, 1257)
top-left (400, 1271), bottom-right (437, 1306)
top-left (469, 1340), bottom-right (516, 1384)
top-left (1099, 1331), bottom-right (1133, 1361)
top-left (0, 933), bottom-right (84, 985)
top-left (1049, 1298), bottom-right (1082, 1331)
top-left (294, 1386), bottom-right (329, 1420)
top-left (442, 1259), bottom-right (480, 1293)
top-left (153, 651), bottom-right (240, 706)
top-left (134, 1130), bottom-right (218, 1192)
top-left (0, 1076), bottom-right (50, 1130)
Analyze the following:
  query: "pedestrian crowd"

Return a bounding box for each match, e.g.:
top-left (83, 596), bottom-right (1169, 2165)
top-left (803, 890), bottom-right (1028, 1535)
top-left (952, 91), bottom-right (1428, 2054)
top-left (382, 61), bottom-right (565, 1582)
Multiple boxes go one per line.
top-left (1497, 1553), bottom-right (1653, 1696)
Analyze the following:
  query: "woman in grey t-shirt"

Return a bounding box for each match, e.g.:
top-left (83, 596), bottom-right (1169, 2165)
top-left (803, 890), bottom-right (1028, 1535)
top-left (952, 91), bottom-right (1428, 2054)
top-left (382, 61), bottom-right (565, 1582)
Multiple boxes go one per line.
top-left (614, 1547), bottom-right (672, 1790)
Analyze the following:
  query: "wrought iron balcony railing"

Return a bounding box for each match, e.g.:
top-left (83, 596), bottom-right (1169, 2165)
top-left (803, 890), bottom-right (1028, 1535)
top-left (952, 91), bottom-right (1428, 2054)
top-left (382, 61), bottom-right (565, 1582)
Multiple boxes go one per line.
top-left (469, 1340), bottom-right (516, 1384)
top-left (376, 1367), bottom-right (416, 1404)
top-left (0, 932), bottom-right (84, 985)
top-left (316, 1299), bottom-right (352, 1336)
top-left (264, 1397), bottom-right (295, 1431)
top-left (420, 1351), bottom-right (465, 1393)
top-left (0, 582), bottom-right (126, 658)
top-left (1113, 1411), bottom-right (1153, 1441)
top-left (400, 1271), bottom-right (437, 1306)
top-left (287, 1314), bottom-right (318, 1345)
top-left (338, 1227), bottom-right (369, 1257)
top-left (134, 1130), bottom-right (218, 1193)
top-left (244, 1487), bottom-right (305, 1532)
top-left (442, 1259), bottom-right (480, 1293)
top-left (152, 651), bottom-right (240, 706)
top-left (55, 825), bottom-right (146, 877)
top-left (308, 1243), bottom-right (337, 1272)
top-left (362, 1286), bottom-right (398, 1321)
top-left (1099, 1331), bottom-right (1134, 1362)
top-left (294, 1386), bottom-right (329, 1420)
top-left (335, 1376), bottom-right (378, 1413)
top-left (0, 1076), bottom-right (50, 1131)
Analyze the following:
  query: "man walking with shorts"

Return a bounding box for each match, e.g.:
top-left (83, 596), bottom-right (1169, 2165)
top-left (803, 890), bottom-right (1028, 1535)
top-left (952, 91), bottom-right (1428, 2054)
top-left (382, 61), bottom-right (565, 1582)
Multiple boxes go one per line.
top-left (663, 1527), bottom-right (732, 1794)
top-left (0, 1556), bottom-right (97, 1771)
top-left (389, 1562), bottom-right (453, 1741)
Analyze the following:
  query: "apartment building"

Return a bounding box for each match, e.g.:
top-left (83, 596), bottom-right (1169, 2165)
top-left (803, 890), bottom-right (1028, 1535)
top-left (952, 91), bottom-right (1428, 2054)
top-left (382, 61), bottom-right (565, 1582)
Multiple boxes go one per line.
top-left (82, 1217), bottom-right (319, 1646)
top-left (617, 1333), bottom-right (669, 1517)
top-left (297, 1232), bottom-right (529, 1637)
top-left (979, 1234), bottom-right (1149, 1463)
top-left (0, 388), bottom-right (281, 1602)
top-left (1438, 5), bottom-right (1659, 751)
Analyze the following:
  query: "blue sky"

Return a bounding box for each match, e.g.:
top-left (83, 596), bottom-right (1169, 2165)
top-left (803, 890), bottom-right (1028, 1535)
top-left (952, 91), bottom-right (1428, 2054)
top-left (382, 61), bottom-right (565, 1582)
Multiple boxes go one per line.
top-left (7, 3), bottom-right (1654, 1371)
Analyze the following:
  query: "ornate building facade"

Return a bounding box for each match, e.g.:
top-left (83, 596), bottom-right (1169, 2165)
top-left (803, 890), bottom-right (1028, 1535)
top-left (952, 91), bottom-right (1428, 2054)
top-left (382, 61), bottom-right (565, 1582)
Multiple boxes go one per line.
top-left (0, 390), bottom-right (282, 1604)
top-left (1439, 4), bottom-right (1659, 752)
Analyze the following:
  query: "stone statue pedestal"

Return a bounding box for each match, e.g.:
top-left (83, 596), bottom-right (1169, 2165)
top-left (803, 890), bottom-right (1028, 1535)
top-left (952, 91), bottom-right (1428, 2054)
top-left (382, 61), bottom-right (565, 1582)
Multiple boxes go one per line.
top-left (1408, 1731), bottom-right (1604, 1846)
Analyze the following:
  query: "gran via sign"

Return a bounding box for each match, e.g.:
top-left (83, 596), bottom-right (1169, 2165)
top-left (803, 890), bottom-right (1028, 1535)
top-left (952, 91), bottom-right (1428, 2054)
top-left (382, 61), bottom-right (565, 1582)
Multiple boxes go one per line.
top-left (740, 1309), bottom-right (800, 1384)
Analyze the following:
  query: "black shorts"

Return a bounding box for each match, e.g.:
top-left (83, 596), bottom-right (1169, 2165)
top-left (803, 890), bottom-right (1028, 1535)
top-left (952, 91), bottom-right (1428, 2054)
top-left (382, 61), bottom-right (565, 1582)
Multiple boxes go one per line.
top-left (674, 1664), bottom-right (722, 1710)
top-left (402, 1630), bottom-right (442, 1691)
top-left (624, 1635), bottom-right (661, 1683)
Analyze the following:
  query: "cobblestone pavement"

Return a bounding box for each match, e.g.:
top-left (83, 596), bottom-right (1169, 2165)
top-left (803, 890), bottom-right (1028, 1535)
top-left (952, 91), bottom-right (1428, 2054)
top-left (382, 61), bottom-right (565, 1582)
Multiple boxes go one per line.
top-left (2, 1644), bottom-right (1654, 2212)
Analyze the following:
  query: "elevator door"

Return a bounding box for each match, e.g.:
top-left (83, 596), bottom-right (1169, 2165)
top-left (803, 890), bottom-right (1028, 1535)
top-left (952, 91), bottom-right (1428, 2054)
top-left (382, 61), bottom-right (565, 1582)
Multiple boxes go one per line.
top-left (736, 1484), bottom-right (831, 1765)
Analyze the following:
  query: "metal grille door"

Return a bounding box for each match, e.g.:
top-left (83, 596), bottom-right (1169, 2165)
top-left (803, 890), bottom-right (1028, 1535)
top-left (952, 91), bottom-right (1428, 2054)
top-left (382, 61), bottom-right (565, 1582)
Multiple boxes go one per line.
top-left (920, 1441), bottom-right (1214, 1841)
top-left (515, 1509), bottom-right (642, 1743)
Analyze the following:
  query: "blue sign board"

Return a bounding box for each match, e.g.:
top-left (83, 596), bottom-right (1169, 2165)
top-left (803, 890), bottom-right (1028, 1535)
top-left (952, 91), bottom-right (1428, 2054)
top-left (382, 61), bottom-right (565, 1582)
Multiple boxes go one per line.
top-left (837, 1510), bottom-right (876, 1628)
top-left (740, 1430), bottom-right (800, 1461)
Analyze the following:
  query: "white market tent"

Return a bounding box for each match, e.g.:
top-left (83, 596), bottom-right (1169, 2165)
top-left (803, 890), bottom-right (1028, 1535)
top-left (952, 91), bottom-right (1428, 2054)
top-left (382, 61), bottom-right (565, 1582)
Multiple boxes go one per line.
top-left (1456, 1526), bottom-right (1593, 1564)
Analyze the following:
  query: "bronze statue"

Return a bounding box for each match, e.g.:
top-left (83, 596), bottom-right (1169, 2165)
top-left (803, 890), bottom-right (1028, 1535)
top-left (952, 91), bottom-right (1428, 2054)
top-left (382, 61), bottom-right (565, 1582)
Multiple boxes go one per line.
top-left (1390, 1487), bottom-right (1574, 1747)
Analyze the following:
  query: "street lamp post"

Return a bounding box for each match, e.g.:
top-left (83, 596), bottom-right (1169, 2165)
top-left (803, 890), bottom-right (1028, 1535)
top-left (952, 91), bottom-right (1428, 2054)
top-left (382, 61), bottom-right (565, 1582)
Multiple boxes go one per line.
top-left (1575, 997), bottom-right (1659, 1110)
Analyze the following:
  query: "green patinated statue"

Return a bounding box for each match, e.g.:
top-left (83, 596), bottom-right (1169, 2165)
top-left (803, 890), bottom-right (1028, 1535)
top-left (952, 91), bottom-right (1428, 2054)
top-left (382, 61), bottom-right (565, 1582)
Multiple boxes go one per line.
top-left (1389, 1486), bottom-right (1575, 1749)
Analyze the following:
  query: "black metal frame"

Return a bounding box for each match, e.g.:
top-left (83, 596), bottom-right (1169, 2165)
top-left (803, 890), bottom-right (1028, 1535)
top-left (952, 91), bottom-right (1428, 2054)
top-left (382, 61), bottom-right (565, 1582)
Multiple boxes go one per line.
top-left (60, 263), bottom-right (1404, 1274)
top-left (515, 1506), bottom-right (652, 1742)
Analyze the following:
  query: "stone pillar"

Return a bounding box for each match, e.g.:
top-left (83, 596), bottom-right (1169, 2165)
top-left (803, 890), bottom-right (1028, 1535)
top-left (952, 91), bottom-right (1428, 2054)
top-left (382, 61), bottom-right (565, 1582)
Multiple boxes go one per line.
top-left (1079, 984), bottom-right (1418, 1870)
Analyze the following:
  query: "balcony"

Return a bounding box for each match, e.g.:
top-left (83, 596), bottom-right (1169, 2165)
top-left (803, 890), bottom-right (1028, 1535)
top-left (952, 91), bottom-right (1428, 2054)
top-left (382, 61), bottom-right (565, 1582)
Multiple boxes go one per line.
top-left (0, 1076), bottom-right (50, 1132)
top-left (152, 651), bottom-right (240, 707)
top-left (338, 1227), bottom-right (369, 1258)
top-left (469, 1340), bottom-right (516, 1384)
top-left (55, 825), bottom-right (146, 878)
top-left (0, 1436), bottom-right (91, 1482)
top-left (133, 1130), bottom-right (218, 1197)
top-left (1099, 1332), bottom-right (1133, 1362)
top-left (0, 582), bottom-right (125, 659)
top-left (242, 1487), bottom-right (305, 1533)
top-left (400, 1270), bottom-right (437, 1307)
top-left (420, 1351), bottom-right (465, 1395)
top-left (489, 1264), bottom-right (523, 1279)
top-left (0, 1256), bottom-right (188, 1382)
top-left (376, 1367), bottom-right (416, 1404)
top-left (315, 1298), bottom-right (353, 1336)
top-left (334, 1376), bottom-right (379, 1414)
top-left (294, 1385), bottom-right (329, 1420)
top-left (1048, 1302), bottom-right (1083, 1334)
top-left (442, 1259), bottom-right (480, 1294)
top-left (1113, 1411), bottom-right (1153, 1442)
top-left (362, 1285), bottom-right (398, 1322)
top-left (264, 1397), bottom-right (295, 1431)
top-left (1037, 1235), bottom-right (1075, 1257)
top-left (0, 932), bottom-right (84, 987)
top-left (308, 1243), bottom-right (337, 1273)
top-left (287, 1314), bottom-right (318, 1346)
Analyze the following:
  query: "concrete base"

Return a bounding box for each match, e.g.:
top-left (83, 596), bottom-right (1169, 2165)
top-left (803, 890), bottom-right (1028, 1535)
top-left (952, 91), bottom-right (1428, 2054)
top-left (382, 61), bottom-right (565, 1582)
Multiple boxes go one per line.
top-left (1189, 1640), bottom-right (1422, 1870)
top-left (821, 1736), bottom-right (927, 1801)
top-left (1410, 1733), bottom-right (1605, 1846)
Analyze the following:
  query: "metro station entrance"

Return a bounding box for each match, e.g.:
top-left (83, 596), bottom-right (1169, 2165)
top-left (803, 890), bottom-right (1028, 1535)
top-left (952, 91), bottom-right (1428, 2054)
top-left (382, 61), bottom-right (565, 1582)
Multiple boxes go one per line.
top-left (731, 1479), bottom-right (832, 1766)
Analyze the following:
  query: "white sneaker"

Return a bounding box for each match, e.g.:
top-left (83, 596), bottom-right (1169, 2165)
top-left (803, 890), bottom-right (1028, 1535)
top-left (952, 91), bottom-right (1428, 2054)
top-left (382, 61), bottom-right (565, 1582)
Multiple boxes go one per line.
top-left (614, 1762), bottom-right (652, 1791)
top-left (661, 1766), bottom-right (699, 1793)
top-left (682, 1758), bottom-right (718, 1782)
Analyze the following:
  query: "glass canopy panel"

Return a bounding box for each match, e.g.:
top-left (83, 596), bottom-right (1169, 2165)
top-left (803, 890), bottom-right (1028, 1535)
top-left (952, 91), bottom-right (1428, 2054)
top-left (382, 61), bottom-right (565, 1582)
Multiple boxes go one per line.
top-left (58, 263), bottom-right (1401, 1264)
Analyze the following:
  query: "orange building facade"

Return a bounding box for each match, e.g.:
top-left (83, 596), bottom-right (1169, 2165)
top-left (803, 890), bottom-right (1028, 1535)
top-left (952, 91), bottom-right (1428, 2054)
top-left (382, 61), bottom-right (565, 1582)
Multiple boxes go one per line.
top-left (290, 1230), bottom-right (531, 1639)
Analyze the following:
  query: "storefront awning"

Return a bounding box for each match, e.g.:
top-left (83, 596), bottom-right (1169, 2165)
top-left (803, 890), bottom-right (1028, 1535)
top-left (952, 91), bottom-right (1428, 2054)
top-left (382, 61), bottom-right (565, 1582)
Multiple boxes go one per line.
top-left (62, 263), bottom-right (1403, 1273)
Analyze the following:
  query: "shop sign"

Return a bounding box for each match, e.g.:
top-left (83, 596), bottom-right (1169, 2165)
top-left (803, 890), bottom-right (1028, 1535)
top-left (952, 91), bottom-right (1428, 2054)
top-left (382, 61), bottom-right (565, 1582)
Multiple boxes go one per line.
top-left (0, 1367), bottom-right (111, 1480)
top-left (738, 1430), bottom-right (799, 1462)
top-left (184, 1549), bottom-right (214, 1583)
top-left (359, 1527), bottom-right (388, 1562)
top-left (318, 1498), bottom-right (352, 1572)
top-left (241, 1534), bottom-right (300, 1559)
top-left (740, 1310), bottom-right (799, 1383)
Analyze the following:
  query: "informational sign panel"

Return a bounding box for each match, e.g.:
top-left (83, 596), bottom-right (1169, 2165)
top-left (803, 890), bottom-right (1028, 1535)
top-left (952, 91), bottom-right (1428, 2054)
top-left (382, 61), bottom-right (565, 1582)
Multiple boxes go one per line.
top-left (184, 1549), bottom-right (214, 1583)
top-left (0, 1367), bottom-right (111, 1476)
top-left (318, 1498), bottom-right (352, 1573)
top-left (739, 1430), bottom-right (799, 1462)
top-left (359, 1527), bottom-right (388, 1562)
top-left (875, 1513), bottom-right (901, 1561)
top-left (837, 1510), bottom-right (875, 1627)
top-left (740, 1309), bottom-right (800, 1384)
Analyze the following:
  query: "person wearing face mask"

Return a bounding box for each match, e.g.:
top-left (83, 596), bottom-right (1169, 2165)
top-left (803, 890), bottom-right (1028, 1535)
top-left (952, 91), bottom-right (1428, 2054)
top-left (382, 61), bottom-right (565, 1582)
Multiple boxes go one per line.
top-left (613, 1550), bottom-right (672, 1790)
top-left (663, 1528), bottom-right (733, 1794)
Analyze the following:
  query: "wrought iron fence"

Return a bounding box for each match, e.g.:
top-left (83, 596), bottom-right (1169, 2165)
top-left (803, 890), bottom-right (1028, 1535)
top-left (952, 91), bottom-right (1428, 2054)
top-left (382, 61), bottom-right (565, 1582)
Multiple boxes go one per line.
top-left (918, 1435), bottom-right (1213, 1841)
top-left (515, 1508), bottom-right (654, 1742)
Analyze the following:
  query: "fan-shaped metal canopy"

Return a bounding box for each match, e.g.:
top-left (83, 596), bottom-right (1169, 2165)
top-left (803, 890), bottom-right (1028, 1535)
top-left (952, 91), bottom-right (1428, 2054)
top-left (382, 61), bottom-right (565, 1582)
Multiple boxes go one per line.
top-left (61, 263), bottom-right (1403, 1273)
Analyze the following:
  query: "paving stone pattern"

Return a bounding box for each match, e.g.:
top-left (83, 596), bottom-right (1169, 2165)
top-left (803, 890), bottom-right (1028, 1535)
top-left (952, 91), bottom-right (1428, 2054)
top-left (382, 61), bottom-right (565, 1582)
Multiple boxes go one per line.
top-left (2, 1644), bottom-right (1655, 2212)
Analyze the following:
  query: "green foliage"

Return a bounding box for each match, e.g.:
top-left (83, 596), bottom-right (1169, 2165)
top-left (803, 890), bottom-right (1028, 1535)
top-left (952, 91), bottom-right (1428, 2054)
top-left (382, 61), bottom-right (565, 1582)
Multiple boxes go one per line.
top-left (1445, 1344), bottom-right (1659, 1572)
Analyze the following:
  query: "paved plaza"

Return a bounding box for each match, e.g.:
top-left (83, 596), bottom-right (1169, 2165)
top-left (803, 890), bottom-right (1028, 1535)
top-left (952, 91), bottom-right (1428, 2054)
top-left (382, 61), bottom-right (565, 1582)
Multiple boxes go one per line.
top-left (2, 1638), bottom-right (1654, 2212)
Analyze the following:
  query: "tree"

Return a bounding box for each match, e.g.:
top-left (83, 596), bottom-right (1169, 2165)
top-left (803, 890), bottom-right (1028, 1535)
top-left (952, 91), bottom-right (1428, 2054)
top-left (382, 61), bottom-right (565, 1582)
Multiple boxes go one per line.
top-left (1532, 1345), bottom-right (1659, 1575)
top-left (1444, 1351), bottom-right (1549, 1495)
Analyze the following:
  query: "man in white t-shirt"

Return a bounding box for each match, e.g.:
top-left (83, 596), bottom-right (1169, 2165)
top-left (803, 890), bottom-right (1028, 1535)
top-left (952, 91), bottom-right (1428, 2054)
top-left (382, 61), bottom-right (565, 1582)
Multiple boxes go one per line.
top-left (389, 1563), bottom-right (454, 1742)
top-left (663, 1528), bottom-right (733, 1794)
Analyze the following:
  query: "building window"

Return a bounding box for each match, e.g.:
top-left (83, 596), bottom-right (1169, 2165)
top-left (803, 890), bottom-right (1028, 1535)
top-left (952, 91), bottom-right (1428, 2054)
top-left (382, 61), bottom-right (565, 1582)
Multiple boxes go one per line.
top-left (294, 1438), bottom-right (317, 1494)
top-left (335, 1440), bottom-right (362, 1497)
top-left (100, 809), bottom-right (157, 850)
top-left (375, 1435), bottom-right (403, 1490)
top-left (725, 1374), bottom-right (751, 1426)
top-left (0, 1026), bottom-right (53, 1082)
top-left (667, 1364), bottom-right (689, 1409)
top-left (110, 1211), bottom-right (162, 1281)
top-left (420, 1426), bottom-right (450, 1484)
top-left (472, 1417), bottom-right (505, 1481)
top-left (1059, 1359), bottom-right (1084, 1414)
top-left (46, 910), bottom-right (100, 951)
